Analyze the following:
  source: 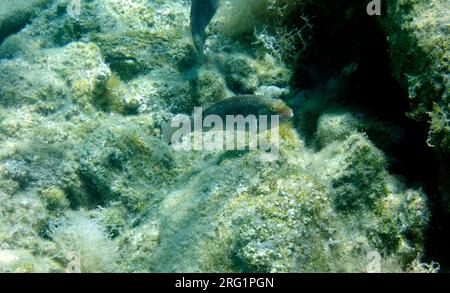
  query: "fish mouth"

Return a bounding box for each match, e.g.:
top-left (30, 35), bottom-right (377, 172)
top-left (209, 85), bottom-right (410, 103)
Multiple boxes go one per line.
top-left (279, 109), bottom-right (294, 121)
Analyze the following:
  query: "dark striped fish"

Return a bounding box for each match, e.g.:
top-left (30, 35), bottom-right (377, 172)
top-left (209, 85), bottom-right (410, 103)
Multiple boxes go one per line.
top-left (161, 95), bottom-right (293, 143)
top-left (203, 95), bottom-right (293, 121)
top-left (190, 0), bottom-right (220, 56)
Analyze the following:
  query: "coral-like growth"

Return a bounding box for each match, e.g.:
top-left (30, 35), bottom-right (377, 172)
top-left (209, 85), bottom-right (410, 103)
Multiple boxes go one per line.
top-left (0, 0), bottom-right (439, 273)
top-left (217, 0), bottom-right (312, 64)
top-left (0, 0), bottom-right (53, 43)
top-left (191, 68), bottom-right (227, 106)
top-left (0, 42), bottom-right (110, 112)
top-left (381, 0), bottom-right (449, 212)
top-left (217, 54), bottom-right (259, 94)
top-left (47, 212), bottom-right (119, 272)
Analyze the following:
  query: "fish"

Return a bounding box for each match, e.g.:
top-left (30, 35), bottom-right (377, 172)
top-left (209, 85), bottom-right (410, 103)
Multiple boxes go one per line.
top-left (161, 95), bottom-right (294, 143)
top-left (202, 95), bottom-right (294, 122)
top-left (190, 0), bottom-right (220, 56)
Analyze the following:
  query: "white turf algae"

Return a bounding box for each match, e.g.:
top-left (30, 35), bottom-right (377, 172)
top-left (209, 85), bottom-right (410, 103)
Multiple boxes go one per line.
top-left (0, 0), bottom-right (447, 272)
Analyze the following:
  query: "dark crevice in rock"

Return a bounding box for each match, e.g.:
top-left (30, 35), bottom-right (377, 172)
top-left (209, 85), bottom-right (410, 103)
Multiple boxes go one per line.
top-left (293, 0), bottom-right (448, 270)
top-left (0, 0), bottom-right (54, 45)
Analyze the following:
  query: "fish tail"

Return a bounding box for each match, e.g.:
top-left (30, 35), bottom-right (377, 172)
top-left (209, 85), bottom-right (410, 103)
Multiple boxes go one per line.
top-left (192, 33), bottom-right (205, 57)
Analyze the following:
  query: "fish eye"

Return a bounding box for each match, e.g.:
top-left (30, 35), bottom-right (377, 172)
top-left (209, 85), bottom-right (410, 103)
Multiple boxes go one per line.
top-left (271, 106), bottom-right (276, 111)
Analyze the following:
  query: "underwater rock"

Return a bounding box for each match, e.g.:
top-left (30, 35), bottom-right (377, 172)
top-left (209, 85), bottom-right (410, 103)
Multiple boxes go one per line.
top-left (0, 0), bottom-right (435, 273)
top-left (382, 0), bottom-right (449, 144)
top-left (75, 115), bottom-right (179, 211)
top-left (90, 29), bottom-right (189, 79)
top-left (0, 58), bottom-right (68, 111)
top-left (315, 132), bottom-right (388, 211)
top-left (95, 73), bottom-right (171, 115)
top-left (218, 54), bottom-right (259, 94)
top-left (0, 42), bottom-right (110, 112)
top-left (117, 219), bottom-right (160, 273)
top-left (315, 112), bottom-right (362, 148)
top-left (47, 211), bottom-right (119, 273)
top-left (381, 0), bottom-right (449, 212)
top-left (255, 86), bottom-right (291, 100)
top-left (255, 54), bottom-right (292, 88)
top-left (0, 249), bottom-right (60, 273)
top-left (0, 0), bottom-right (53, 43)
top-left (191, 68), bottom-right (227, 106)
top-left (142, 124), bottom-right (429, 272)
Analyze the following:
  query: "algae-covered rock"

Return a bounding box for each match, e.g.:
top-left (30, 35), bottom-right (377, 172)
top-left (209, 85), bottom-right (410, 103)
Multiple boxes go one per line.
top-left (315, 112), bottom-right (362, 148)
top-left (381, 0), bottom-right (449, 212)
top-left (0, 0), bottom-right (54, 43)
top-left (382, 0), bottom-right (449, 130)
top-left (0, 58), bottom-right (68, 110)
top-left (74, 115), bottom-right (180, 211)
top-left (191, 68), bottom-right (227, 106)
top-left (46, 211), bottom-right (120, 273)
top-left (0, 249), bottom-right (61, 273)
top-left (134, 125), bottom-right (429, 272)
top-left (218, 54), bottom-right (259, 94)
top-left (0, 42), bottom-right (110, 112)
top-left (316, 132), bottom-right (388, 211)
top-left (0, 0), bottom-right (438, 273)
top-left (90, 29), bottom-right (190, 79)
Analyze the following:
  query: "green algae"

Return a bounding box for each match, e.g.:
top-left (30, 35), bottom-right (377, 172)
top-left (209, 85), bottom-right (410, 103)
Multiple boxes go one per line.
top-left (0, 0), bottom-right (445, 273)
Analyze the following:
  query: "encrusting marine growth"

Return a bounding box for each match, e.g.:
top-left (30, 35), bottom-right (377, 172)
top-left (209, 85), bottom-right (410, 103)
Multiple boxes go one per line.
top-left (0, 0), bottom-right (446, 272)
